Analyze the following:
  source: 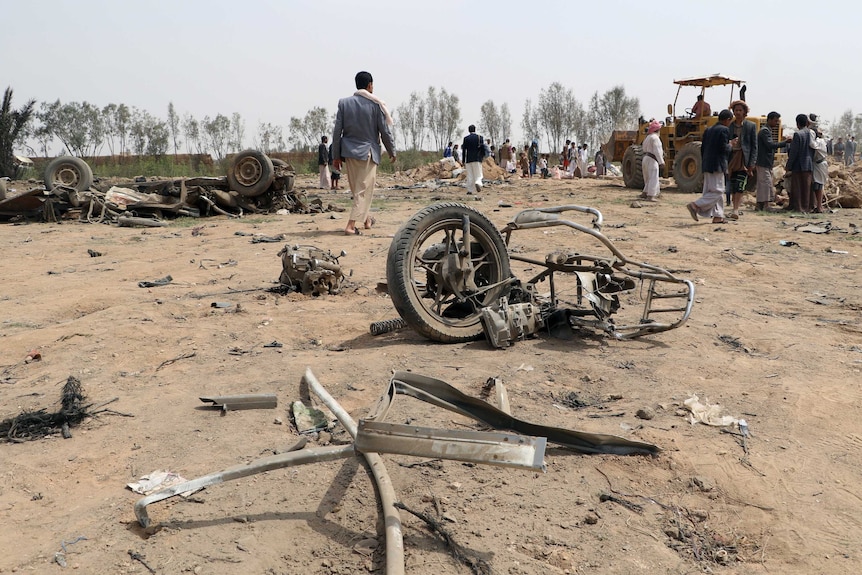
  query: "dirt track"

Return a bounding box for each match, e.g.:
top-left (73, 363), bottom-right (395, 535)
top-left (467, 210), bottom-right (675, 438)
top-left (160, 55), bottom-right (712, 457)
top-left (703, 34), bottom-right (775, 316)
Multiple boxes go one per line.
top-left (1, 170), bottom-right (861, 574)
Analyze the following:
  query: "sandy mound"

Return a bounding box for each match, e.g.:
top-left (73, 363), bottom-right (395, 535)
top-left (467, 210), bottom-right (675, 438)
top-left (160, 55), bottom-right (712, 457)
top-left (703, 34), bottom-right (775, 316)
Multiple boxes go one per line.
top-left (404, 157), bottom-right (511, 182)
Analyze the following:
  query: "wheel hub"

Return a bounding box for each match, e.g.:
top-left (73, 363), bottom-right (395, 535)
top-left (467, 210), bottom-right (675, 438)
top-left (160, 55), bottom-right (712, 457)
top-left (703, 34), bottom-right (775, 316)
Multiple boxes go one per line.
top-left (235, 158), bottom-right (263, 186)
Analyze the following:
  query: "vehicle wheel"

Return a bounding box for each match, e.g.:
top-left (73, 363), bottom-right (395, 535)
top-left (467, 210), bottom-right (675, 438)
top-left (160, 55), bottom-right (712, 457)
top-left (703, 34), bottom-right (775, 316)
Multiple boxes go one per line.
top-left (622, 145), bottom-right (645, 189)
top-left (386, 202), bottom-right (512, 343)
top-left (43, 156), bottom-right (93, 192)
top-left (673, 142), bottom-right (703, 193)
top-left (227, 150), bottom-right (274, 197)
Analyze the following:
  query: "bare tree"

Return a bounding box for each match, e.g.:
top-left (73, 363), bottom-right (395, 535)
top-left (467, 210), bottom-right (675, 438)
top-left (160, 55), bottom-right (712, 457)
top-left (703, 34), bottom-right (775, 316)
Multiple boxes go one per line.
top-left (521, 99), bottom-right (539, 147)
top-left (586, 86), bottom-right (640, 149)
top-left (288, 107), bottom-right (331, 151)
top-left (230, 112), bottom-right (245, 152)
top-left (500, 103), bottom-right (512, 143)
top-left (203, 114), bottom-right (232, 160)
top-left (255, 122), bottom-right (285, 154)
top-left (167, 102), bottom-right (181, 156)
top-left (537, 82), bottom-right (581, 154)
top-left (38, 100), bottom-right (105, 157)
top-left (102, 103), bottom-right (118, 155)
top-left (0, 87), bottom-right (35, 178)
top-left (426, 87), bottom-right (461, 151)
top-left (182, 113), bottom-right (202, 155)
top-left (146, 118), bottom-right (170, 157)
top-left (479, 100), bottom-right (502, 149)
top-left (394, 91), bottom-right (426, 150)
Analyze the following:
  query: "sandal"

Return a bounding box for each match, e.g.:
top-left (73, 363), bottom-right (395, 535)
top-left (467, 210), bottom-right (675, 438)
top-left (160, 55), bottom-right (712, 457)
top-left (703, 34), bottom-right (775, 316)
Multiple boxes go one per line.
top-left (686, 203), bottom-right (699, 222)
top-left (711, 218), bottom-right (727, 224)
top-left (365, 216), bottom-right (376, 229)
top-left (345, 229), bottom-right (362, 235)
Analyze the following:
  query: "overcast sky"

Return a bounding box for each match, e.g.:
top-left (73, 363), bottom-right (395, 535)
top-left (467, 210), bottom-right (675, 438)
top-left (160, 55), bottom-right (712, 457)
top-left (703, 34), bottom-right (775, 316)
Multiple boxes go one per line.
top-left (3, 0), bottom-right (857, 153)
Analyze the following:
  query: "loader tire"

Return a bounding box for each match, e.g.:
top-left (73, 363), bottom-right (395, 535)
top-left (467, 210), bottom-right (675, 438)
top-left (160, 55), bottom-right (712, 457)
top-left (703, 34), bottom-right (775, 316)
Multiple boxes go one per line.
top-left (673, 142), bottom-right (703, 193)
top-left (622, 145), bottom-right (645, 189)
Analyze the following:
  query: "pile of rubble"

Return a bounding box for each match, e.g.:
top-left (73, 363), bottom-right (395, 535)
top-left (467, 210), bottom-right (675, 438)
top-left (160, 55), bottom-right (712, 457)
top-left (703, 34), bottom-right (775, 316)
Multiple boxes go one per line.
top-left (404, 157), bottom-right (510, 182)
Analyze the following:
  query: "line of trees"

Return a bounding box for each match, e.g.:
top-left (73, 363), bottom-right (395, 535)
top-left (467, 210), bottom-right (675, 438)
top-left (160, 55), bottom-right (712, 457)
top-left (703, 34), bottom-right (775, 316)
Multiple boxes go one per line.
top-left (5, 81), bottom-right (645, 172)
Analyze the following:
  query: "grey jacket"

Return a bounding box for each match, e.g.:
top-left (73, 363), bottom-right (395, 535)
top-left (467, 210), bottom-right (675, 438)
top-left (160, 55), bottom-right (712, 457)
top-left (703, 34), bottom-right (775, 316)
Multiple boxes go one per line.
top-left (756, 126), bottom-right (787, 168)
top-left (728, 120), bottom-right (758, 168)
top-left (786, 127), bottom-right (813, 172)
top-left (331, 94), bottom-right (395, 165)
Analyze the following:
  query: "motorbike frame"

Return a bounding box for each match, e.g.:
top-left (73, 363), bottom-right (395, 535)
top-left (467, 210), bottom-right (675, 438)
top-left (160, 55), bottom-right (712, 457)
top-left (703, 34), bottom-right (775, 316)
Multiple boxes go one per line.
top-left (495, 205), bottom-right (695, 340)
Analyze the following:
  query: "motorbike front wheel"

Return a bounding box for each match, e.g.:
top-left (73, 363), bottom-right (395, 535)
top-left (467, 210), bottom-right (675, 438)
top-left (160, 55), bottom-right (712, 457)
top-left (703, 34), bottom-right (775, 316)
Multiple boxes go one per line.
top-left (386, 202), bottom-right (511, 343)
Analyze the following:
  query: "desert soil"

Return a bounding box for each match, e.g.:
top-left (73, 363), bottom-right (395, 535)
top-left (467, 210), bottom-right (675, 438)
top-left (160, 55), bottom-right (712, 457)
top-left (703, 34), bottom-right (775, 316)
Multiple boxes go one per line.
top-left (1, 167), bottom-right (861, 575)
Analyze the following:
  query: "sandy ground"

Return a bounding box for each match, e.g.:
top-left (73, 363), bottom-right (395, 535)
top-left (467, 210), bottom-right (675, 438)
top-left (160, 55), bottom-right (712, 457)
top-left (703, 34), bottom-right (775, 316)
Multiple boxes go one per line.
top-left (1, 170), bottom-right (861, 575)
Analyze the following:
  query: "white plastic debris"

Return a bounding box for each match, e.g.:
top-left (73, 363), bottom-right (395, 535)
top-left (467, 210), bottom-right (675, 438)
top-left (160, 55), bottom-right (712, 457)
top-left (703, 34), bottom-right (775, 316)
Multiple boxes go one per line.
top-left (683, 394), bottom-right (738, 427)
top-left (127, 470), bottom-right (201, 496)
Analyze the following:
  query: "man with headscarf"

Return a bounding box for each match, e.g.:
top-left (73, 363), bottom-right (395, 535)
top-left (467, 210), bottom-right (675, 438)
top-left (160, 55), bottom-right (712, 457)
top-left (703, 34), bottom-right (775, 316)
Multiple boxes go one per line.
top-left (640, 120), bottom-right (664, 201)
top-left (332, 71), bottom-right (396, 236)
top-left (811, 127), bottom-right (828, 213)
top-left (686, 109), bottom-right (733, 224)
top-left (726, 100), bottom-right (757, 220)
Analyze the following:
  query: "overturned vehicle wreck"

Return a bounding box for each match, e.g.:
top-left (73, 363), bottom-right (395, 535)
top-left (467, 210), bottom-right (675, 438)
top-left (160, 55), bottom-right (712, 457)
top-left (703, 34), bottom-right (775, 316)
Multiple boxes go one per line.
top-left (0, 150), bottom-right (337, 224)
top-left (386, 203), bottom-right (695, 347)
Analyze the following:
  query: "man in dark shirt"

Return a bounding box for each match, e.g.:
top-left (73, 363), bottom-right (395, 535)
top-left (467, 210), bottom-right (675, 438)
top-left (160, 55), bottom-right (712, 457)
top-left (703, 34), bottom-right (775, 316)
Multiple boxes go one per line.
top-left (462, 124), bottom-right (487, 194)
top-left (754, 111), bottom-right (789, 211)
top-left (686, 109), bottom-right (733, 224)
top-left (786, 114), bottom-right (814, 212)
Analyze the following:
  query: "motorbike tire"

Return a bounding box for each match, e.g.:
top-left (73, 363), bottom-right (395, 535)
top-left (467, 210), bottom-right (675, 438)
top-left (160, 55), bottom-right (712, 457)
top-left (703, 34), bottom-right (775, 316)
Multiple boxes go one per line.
top-left (227, 150), bottom-right (274, 197)
top-left (622, 145), bottom-right (645, 189)
top-left (43, 156), bottom-right (93, 192)
top-left (672, 142), bottom-right (703, 193)
top-left (386, 202), bottom-right (511, 343)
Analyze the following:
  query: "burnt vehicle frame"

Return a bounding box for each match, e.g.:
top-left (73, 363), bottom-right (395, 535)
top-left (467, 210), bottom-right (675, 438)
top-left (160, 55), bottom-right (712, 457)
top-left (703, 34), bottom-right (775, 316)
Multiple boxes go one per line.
top-left (386, 202), bottom-right (695, 345)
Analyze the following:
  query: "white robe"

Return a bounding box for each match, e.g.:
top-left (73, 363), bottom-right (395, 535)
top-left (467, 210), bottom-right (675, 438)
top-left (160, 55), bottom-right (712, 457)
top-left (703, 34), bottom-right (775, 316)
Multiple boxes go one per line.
top-left (641, 133), bottom-right (664, 197)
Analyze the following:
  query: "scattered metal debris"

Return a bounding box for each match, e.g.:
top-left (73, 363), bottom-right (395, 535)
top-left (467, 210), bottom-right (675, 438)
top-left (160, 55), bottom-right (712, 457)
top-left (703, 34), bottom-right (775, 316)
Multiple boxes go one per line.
top-left (370, 317), bottom-right (408, 336)
top-left (137, 275), bottom-right (173, 288)
top-left (277, 244), bottom-right (346, 296)
top-left (199, 394), bottom-right (278, 412)
top-left (133, 367), bottom-right (659, 574)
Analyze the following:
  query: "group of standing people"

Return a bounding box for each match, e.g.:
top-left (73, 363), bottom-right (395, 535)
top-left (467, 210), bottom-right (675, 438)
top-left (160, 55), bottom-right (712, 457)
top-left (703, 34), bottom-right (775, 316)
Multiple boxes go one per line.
top-left (687, 103), bottom-right (828, 224)
top-left (559, 141), bottom-right (590, 178)
top-left (833, 136), bottom-right (857, 166)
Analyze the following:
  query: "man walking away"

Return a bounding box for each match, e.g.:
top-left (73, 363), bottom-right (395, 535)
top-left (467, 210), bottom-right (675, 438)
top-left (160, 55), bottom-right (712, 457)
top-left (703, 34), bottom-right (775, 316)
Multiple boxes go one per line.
top-left (755, 111), bottom-right (789, 211)
top-left (686, 109), bottom-right (733, 224)
top-left (331, 71), bottom-right (396, 236)
top-left (462, 124), bottom-right (487, 194)
top-left (318, 136), bottom-right (331, 189)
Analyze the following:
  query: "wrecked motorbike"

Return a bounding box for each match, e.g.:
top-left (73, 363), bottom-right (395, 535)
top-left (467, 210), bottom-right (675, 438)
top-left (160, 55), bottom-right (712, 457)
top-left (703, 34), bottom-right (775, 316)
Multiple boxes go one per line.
top-left (386, 202), bottom-right (695, 347)
top-left (277, 244), bottom-right (346, 296)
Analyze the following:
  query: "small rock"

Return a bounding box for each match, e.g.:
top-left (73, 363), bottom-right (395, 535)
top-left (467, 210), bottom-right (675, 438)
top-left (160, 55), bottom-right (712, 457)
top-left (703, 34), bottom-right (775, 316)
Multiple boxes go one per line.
top-left (690, 509), bottom-right (709, 522)
top-left (448, 482), bottom-right (462, 491)
top-left (636, 407), bottom-right (655, 420)
top-left (273, 417), bottom-right (283, 425)
top-left (630, 201), bottom-right (643, 208)
top-left (318, 431), bottom-right (332, 445)
top-left (690, 476), bottom-right (715, 492)
top-left (583, 514), bottom-right (599, 525)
